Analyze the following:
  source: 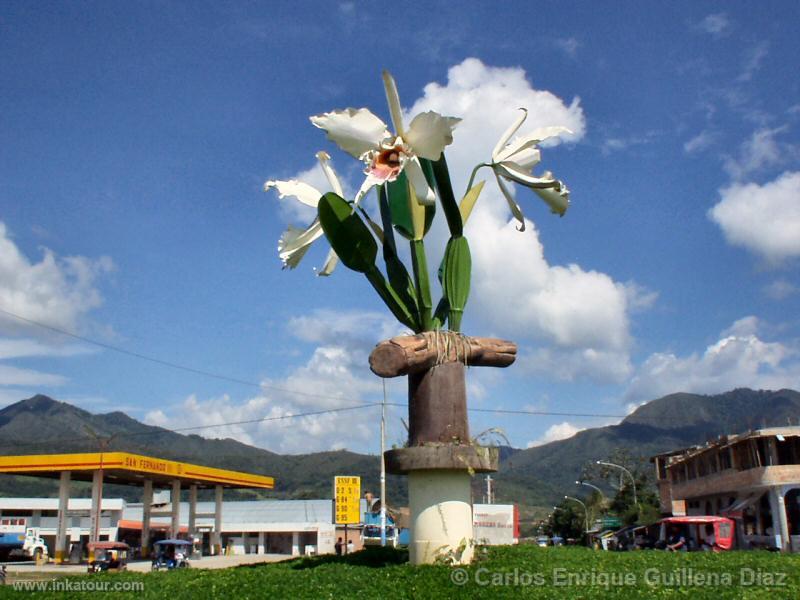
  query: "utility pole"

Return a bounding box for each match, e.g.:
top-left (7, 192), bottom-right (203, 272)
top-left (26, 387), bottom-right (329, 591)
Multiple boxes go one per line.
top-left (84, 427), bottom-right (116, 560)
top-left (380, 381), bottom-right (387, 547)
top-left (564, 496), bottom-right (589, 547)
top-left (596, 460), bottom-right (638, 508)
top-left (485, 475), bottom-right (493, 504)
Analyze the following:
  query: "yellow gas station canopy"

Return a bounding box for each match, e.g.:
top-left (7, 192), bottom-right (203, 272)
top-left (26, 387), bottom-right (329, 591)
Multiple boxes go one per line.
top-left (0, 452), bottom-right (274, 490)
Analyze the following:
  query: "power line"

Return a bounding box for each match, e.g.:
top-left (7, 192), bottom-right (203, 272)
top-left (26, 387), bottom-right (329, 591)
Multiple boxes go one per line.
top-left (0, 307), bottom-right (366, 403)
top-left (0, 306), bottom-right (658, 455)
top-left (464, 406), bottom-right (630, 420)
top-left (0, 402), bottom-right (383, 451)
top-left (382, 402), bottom-right (630, 420)
top-left (1, 307), bottom-right (652, 422)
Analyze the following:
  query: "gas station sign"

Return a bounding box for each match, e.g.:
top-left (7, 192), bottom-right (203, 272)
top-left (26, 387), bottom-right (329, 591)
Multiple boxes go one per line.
top-left (334, 476), bottom-right (361, 524)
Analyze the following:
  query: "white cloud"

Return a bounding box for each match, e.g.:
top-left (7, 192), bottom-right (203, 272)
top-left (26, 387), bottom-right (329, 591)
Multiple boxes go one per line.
top-left (288, 309), bottom-right (402, 353)
top-left (0, 364), bottom-right (67, 387)
top-left (269, 158), bottom-right (355, 225)
top-left (467, 214), bottom-right (633, 353)
top-left (722, 126), bottom-right (794, 180)
top-left (144, 309), bottom-right (389, 453)
top-left (407, 59), bottom-right (585, 162)
top-left (683, 130), bottom-right (717, 154)
top-left (555, 37), bottom-right (580, 59)
top-left (519, 346), bottom-right (632, 384)
top-left (624, 316), bottom-right (800, 405)
top-left (600, 131), bottom-right (660, 156)
top-left (0, 222), bottom-right (114, 333)
top-left (721, 315), bottom-right (760, 338)
top-left (527, 421), bottom-right (583, 447)
top-left (0, 222), bottom-right (112, 400)
top-left (695, 13), bottom-right (731, 38)
top-left (623, 281), bottom-right (659, 312)
top-left (763, 279), bottom-right (798, 301)
top-left (709, 171), bottom-right (800, 263)
top-left (737, 42), bottom-right (769, 83)
top-left (0, 339), bottom-right (93, 360)
top-left (396, 59), bottom-right (645, 384)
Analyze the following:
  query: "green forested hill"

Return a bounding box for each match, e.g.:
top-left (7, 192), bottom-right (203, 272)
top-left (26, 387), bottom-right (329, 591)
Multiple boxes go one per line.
top-left (0, 389), bottom-right (798, 508)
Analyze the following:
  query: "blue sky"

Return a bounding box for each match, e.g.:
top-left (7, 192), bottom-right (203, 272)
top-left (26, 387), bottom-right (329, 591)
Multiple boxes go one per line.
top-left (1, 1), bottom-right (799, 453)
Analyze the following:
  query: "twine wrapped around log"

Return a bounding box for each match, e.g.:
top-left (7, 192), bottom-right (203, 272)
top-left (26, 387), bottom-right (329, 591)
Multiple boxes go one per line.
top-left (369, 331), bottom-right (517, 378)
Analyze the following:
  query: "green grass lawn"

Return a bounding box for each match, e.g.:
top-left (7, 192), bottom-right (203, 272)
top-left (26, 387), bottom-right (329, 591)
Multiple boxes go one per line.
top-left (3, 545), bottom-right (800, 599)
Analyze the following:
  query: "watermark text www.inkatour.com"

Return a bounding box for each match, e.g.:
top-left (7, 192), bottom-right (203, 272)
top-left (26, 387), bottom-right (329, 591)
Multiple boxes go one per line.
top-left (11, 579), bottom-right (144, 593)
top-left (450, 567), bottom-right (788, 589)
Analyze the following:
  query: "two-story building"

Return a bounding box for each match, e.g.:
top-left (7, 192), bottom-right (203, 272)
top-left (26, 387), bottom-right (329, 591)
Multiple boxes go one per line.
top-left (652, 427), bottom-right (800, 551)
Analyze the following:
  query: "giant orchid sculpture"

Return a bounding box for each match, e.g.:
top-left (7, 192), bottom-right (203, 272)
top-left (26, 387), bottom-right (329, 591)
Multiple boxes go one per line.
top-left (266, 71), bottom-right (570, 335)
top-left (266, 71), bottom-right (571, 565)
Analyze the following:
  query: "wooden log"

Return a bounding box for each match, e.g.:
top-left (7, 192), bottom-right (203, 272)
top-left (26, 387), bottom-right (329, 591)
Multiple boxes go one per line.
top-left (369, 331), bottom-right (517, 378)
top-left (408, 362), bottom-right (469, 445)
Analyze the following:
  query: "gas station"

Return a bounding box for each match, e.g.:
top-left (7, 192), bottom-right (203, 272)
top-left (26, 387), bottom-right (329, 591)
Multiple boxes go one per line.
top-left (0, 452), bottom-right (274, 562)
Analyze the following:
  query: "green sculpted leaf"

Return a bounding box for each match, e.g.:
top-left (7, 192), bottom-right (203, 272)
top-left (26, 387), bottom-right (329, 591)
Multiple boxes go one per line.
top-left (410, 239), bottom-right (433, 331)
top-left (318, 193), bottom-right (377, 273)
top-left (380, 186), bottom-right (420, 328)
top-left (442, 236), bottom-right (471, 331)
top-left (364, 265), bottom-right (419, 331)
top-left (459, 180), bottom-right (486, 226)
top-left (386, 173), bottom-right (414, 240)
top-left (431, 153), bottom-right (463, 237)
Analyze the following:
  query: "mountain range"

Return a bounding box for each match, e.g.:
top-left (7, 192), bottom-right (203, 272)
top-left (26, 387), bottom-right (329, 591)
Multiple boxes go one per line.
top-left (0, 389), bottom-right (798, 509)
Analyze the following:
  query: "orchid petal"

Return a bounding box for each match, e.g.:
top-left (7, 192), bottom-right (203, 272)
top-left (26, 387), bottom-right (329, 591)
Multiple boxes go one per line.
top-left (382, 70), bottom-right (405, 137)
top-left (317, 248), bottom-right (340, 276)
top-left (533, 178), bottom-right (570, 216)
top-left (494, 172), bottom-right (526, 232)
top-left (279, 220), bottom-right (324, 254)
top-left (495, 126), bottom-right (572, 161)
top-left (310, 108), bottom-right (389, 159)
top-left (264, 179), bottom-right (323, 207)
top-left (278, 223), bottom-right (323, 269)
top-left (405, 112), bottom-right (461, 160)
top-left (316, 151), bottom-right (345, 198)
top-left (491, 108), bottom-right (527, 161)
top-left (495, 162), bottom-right (559, 189)
top-left (503, 146), bottom-right (541, 171)
top-left (405, 157), bottom-right (436, 205)
top-left (353, 175), bottom-right (377, 207)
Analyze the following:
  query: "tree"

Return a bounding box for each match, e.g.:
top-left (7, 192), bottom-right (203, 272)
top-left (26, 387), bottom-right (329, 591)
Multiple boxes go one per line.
top-left (582, 449), bottom-right (661, 526)
top-left (549, 499), bottom-right (586, 541)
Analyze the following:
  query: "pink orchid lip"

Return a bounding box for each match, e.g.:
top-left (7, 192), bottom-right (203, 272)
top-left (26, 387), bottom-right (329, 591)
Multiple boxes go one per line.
top-left (367, 144), bottom-right (408, 183)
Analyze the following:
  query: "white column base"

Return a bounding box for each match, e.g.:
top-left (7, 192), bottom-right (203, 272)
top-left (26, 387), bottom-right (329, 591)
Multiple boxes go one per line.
top-left (409, 470), bottom-right (473, 565)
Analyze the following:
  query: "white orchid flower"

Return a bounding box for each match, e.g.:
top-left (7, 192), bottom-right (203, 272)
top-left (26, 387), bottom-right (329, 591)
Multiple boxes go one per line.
top-left (489, 108), bottom-right (571, 231)
top-left (310, 71), bottom-right (460, 206)
top-left (264, 151), bottom-right (370, 276)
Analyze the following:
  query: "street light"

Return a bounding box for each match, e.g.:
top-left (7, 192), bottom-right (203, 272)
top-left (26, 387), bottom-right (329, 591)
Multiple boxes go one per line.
top-left (564, 495), bottom-right (589, 546)
top-left (596, 460), bottom-right (638, 507)
top-left (576, 480), bottom-right (604, 499)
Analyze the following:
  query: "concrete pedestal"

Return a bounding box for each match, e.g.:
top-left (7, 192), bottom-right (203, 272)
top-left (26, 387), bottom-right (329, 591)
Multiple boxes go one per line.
top-left (374, 350), bottom-right (509, 566)
top-left (387, 445), bottom-right (498, 565)
top-left (409, 470), bottom-right (473, 565)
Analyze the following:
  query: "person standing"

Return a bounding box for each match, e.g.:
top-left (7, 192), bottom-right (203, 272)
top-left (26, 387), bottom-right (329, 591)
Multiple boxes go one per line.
top-left (334, 537), bottom-right (343, 556)
top-left (346, 539), bottom-right (354, 554)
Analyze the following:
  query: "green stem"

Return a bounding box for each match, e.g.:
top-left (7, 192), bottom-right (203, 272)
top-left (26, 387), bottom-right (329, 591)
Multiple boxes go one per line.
top-left (364, 265), bottom-right (419, 332)
top-left (448, 308), bottom-right (463, 332)
top-left (409, 239), bottom-right (433, 331)
top-left (466, 163), bottom-right (491, 196)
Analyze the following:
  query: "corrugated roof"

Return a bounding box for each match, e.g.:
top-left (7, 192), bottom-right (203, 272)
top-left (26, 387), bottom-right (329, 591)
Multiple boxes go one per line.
top-left (123, 499), bottom-right (335, 524)
top-left (0, 498), bottom-right (124, 510)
